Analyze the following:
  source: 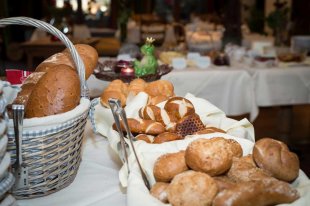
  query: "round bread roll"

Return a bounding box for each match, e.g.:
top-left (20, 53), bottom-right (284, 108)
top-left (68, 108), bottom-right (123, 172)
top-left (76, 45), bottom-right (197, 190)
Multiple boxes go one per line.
top-left (185, 138), bottom-right (233, 176)
top-left (145, 80), bottom-right (174, 97)
top-left (150, 182), bottom-right (169, 203)
top-left (100, 90), bottom-right (127, 108)
top-left (25, 64), bottom-right (80, 118)
top-left (128, 78), bottom-right (147, 95)
top-left (153, 151), bottom-right (188, 182)
top-left (153, 132), bottom-right (181, 144)
top-left (164, 97), bottom-right (195, 119)
top-left (253, 138), bottom-right (299, 182)
top-left (167, 170), bottom-right (218, 206)
top-left (226, 138), bottom-right (243, 158)
top-left (106, 79), bottom-right (128, 94)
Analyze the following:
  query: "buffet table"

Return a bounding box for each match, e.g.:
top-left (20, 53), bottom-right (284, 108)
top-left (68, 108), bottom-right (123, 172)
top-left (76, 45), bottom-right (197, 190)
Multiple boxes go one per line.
top-left (17, 121), bottom-right (126, 206)
top-left (161, 68), bottom-right (258, 121)
top-left (249, 67), bottom-right (310, 107)
top-left (89, 62), bottom-right (310, 122)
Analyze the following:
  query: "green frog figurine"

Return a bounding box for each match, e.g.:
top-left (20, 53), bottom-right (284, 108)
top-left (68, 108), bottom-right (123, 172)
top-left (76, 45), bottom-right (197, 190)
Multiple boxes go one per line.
top-left (134, 37), bottom-right (158, 77)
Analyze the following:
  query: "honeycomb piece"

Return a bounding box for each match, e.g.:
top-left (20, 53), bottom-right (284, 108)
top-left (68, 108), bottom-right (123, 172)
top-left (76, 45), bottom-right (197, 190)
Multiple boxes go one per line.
top-left (175, 113), bottom-right (205, 137)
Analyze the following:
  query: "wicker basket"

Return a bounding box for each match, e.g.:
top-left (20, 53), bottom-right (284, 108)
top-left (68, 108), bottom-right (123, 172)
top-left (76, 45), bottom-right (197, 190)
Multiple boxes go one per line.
top-left (0, 17), bottom-right (90, 199)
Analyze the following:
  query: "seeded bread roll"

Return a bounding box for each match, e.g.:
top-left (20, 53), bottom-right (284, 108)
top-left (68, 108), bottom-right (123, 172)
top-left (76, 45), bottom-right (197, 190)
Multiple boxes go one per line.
top-left (153, 151), bottom-right (188, 182)
top-left (25, 64), bottom-right (80, 118)
top-left (253, 138), bottom-right (300, 182)
top-left (185, 138), bottom-right (233, 176)
top-left (167, 170), bottom-right (218, 206)
top-left (36, 44), bottom-right (98, 80)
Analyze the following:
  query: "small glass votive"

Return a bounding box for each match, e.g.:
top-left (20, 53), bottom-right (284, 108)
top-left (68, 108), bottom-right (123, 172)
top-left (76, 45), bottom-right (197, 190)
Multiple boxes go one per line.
top-left (120, 67), bottom-right (135, 77)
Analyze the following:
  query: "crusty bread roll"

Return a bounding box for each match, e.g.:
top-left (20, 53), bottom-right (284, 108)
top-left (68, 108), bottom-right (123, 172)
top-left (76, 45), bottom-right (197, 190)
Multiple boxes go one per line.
top-left (167, 170), bottom-right (218, 206)
top-left (253, 138), bottom-right (300, 182)
top-left (135, 134), bottom-right (154, 143)
top-left (145, 80), bottom-right (174, 97)
top-left (175, 113), bottom-right (205, 137)
top-left (139, 105), bottom-right (161, 121)
top-left (226, 138), bottom-right (243, 158)
top-left (100, 90), bottom-right (127, 107)
top-left (195, 127), bottom-right (226, 135)
top-left (227, 155), bottom-right (272, 182)
top-left (153, 151), bottom-right (188, 182)
top-left (150, 182), bottom-right (169, 203)
top-left (153, 132), bottom-right (181, 144)
top-left (185, 138), bottom-right (233, 176)
top-left (139, 106), bottom-right (178, 130)
top-left (213, 176), bottom-right (237, 191)
top-left (128, 78), bottom-right (147, 95)
top-left (148, 95), bottom-right (169, 105)
top-left (25, 64), bottom-right (80, 118)
top-left (112, 118), bottom-right (165, 135)
top-left (36, 44), bottom-right (98, 80)
top-left (105, 79), bottom-right (128, 95)
top-left (213, 179), bottom-right (299, 206)
top-left (100, 79), bottom-right (128, 107)
top-left (164, 97), bottom-right (195, 119)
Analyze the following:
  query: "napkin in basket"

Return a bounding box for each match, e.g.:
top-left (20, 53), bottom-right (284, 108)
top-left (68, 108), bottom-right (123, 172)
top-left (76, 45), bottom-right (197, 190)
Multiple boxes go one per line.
top-left (124, 134), bottom-right (310, 206)
top-left (92, 92), bottom-right (255, 185)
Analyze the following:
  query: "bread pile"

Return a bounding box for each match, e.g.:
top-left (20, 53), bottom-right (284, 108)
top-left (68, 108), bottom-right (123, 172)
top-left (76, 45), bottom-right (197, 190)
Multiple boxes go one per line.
top-left (150, 137), bottom-right (300, 206)
top-left (13, 44), bottom-right (98, 118)
top-left (106, 87), bottom-right (225, 143)
top-left (100, 78), bottom-right (175, 108)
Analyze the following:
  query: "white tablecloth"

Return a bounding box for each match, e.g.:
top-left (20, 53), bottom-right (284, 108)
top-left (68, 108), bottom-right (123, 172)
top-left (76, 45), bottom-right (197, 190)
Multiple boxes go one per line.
top-left (17, 121), bottom-right (126, 206)
top-left (161, 68), bottom-right (258, 121)
top-left (88, 62), bottom-right (310, 122)
top-left (250, 67), bottom-right (310, 106)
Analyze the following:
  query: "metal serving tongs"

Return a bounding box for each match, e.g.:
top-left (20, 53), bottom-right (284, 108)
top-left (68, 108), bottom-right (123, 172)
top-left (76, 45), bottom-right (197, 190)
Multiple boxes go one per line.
top-left (12, 104), bottom-right (28, 189)
top-left (108, 98), bottom-right (151, 190)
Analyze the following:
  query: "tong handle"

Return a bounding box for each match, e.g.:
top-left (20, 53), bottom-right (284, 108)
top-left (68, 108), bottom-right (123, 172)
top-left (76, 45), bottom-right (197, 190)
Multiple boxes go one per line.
top-left (108, 98), bottom-right (151, 190)
top-left (108, 99), bottom-right (130, 172)
top-left (12, 104), bottom-right (24, 168)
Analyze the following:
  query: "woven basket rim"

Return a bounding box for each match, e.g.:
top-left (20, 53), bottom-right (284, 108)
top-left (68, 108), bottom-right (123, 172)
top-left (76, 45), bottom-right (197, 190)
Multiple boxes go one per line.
top-left (7, 98), bottom-right (90, 131)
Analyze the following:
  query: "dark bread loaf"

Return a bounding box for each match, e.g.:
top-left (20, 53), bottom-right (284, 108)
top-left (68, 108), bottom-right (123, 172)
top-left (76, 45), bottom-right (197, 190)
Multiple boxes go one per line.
top-left (25, 64), bottom-right (80, 118)
top-left (36, 44), bottom-right (98, 80)
top-left (13, 72), bottom-right (45, 106)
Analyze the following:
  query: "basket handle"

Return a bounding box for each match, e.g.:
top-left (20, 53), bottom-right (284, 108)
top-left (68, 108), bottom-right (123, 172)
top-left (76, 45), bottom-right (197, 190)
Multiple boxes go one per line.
top-left (0, 17), bottom-right (89, 98)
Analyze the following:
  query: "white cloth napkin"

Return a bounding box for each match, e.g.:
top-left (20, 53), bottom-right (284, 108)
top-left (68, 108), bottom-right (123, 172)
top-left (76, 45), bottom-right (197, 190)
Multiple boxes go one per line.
top-left (7, 98), bottom-right (90, 132)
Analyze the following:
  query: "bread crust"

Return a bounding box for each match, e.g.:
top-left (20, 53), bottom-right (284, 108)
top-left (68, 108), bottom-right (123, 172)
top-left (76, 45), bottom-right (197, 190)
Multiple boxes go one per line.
top-left (167, 171), bottom-right (218, 206)
top-left (253, 138), bottom-right (300, 182)
top-left (153, 151), bottom-right (188, 182)
top-left (25, 64), bottom-right (80, 118)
